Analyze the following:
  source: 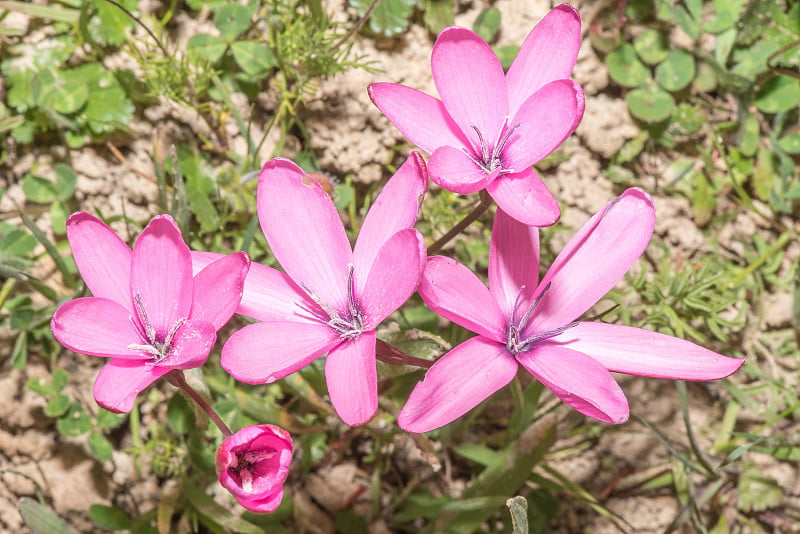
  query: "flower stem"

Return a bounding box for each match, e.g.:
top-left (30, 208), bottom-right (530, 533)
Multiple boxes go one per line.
top-left (375, 340), bottom-right (433, 369)
top-left (427, 190), bottom-right (494, 255)
top-left (166, 370), bottom-right (233, 438)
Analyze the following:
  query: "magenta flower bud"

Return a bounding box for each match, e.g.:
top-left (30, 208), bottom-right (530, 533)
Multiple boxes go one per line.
top-left (216, 424), bottom-right (293, 513)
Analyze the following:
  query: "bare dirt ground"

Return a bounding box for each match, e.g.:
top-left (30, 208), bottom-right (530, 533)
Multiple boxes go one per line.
top-left (1, 1), bottom-right (798, 532)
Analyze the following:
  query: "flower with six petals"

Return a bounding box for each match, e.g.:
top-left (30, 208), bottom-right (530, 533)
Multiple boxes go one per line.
top-left (399, 188), bottom-right (745, 432)
top-left (216, 424), bottom-right (292, 513)
top-left (51, 213), bottom-right (250, 413)
top-left (369, 4), bottom-right (584, 226)
top-left (202, 153), bottom-right (428, 426)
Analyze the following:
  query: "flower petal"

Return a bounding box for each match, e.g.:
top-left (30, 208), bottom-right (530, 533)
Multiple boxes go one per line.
top-left (160, 319), bottom-right (217, 369)
top-left (93, 358), bottom-right (171, 413)
top-left (258, 158), bottom-right (352, 312)
top-left (51, 297), bottom-right (146, 359)
top-left (367, 83), bottom-right (469, 153)
top-left (530, 188), bottom-right (655, 333)
top-left (517, 345), bottom-right (629, 424)
top-left (353, 152), bottom-right (427, 291)
top-left (419, 256), bottom-right (507, 343)
top-left (234, 488), bottom-right (285, 514)
top-left (432, 27), bottom-right (508, 150)
top-left (130, 215), bottom-right (193, 338)
top-left (503, 80), bottom-right (585, 169)
top-left (191, 252), bottom-right (250, 330)
top-left (360, 229), bottom-right (426, 328)
top-left (66, 212), bottom-right (132, 310)
top-left (325, 331), bottom-right (378, 426)
top-left (221, 321), bottom-right (342, 384)
top-left (429, 145), bottom-right (496, 194)
top-left (506, 4), bottom-right (582, 115)
top-left (489, 208), bottom-right (540, 319)
top-left (192, 252), bottom-right (316, 323)
top-left (399, 336), bottom-right (518, 433)
top-left (485, 167), bottom-right (560, 227)
top-left (552, 322), bottom-right (745, 380)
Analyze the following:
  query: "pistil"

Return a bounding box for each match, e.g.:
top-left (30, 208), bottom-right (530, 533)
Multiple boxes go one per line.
top-left (468, 122), bottom-right (520, 174)
top-left (128, 293), bottom-right (186, 362)
top-left (506, 283), bottom-right (579, 355)
top-left (302, 265), bottom-right (365, 340)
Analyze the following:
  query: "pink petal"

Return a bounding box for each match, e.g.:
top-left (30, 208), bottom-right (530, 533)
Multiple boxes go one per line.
top-left (552, 322), bottom-right (745, 380)
top-left (530, 188), bottom-right (655, 333)
top-left (234, 489), bottom-right (284, 514)
top-left (130, 215), bottom-right (193, 338)
top-left (159, 319), bottom-right (217, 369)
top-left (359, 229), bottom-right (426, 328)
top-left (193, 252), bottom-right (316, 323)
top-left (51, 298), bottom-right (147, 359)
top-left (258, 158), bottom-right (352, 312)
top-left (488, 208), bottom-right (540, 319)
top-left (66, 212), bottom-right (132, 311)
top-left (191, 252), bottom-right (250, 330)
top-left (431, 27), bottom-right (508, 151)
top-left (325, 331), bottom-right (378, 426)
top-left (419, 256), bottom-right (507, 343)
top-left (398, 336), bottom-right (518, 433)
top-left (221, 321), bottom-right (342, 383)
top-left (485, 167), bottom-right (560, 227)
top-left (503, 80), bottom-right (585, 169)
top-left (506, 4), bottom-right (582, 116)
top-left (429, 145), bottom-right (497, 194)
top-left (93, 358), bottom-right (171, 413)
top-left (353, 152), bottom-right (427, 292)
top-left (516, 345), bottom-right (629, 424)
top-left (367, 83), bottom-right (470, 153)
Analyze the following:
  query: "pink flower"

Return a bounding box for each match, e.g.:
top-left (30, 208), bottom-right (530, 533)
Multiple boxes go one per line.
top-left (216, 424), bottom-right (292, 513)
top-left (51, 213), bottom-right (250, 413)
top-left (368, 5), bottom-right (584, 227)
top-left (202, 153), bottom-right (427, 426)
top-left (399, 189), bottom-right (745, 432)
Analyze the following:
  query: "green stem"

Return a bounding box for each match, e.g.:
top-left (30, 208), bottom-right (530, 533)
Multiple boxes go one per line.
top-left (427, 190), bottom-right (494, 255)
top-left (167, 370), bottom-right (232, 438)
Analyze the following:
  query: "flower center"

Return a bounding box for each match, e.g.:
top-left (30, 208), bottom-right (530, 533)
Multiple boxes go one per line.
top-left (303, 265), bottom-right (365, 340)
top-left (230, 448), bottom-right (277, 493)
top-left (127, 293), bottom-right (186, 363)
top-left (505, 282), bottom-right (579, 355)
top-left (468, 122), bottom-right (520, 174)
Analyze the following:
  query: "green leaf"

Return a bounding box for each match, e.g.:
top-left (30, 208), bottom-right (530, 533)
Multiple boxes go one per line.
top-left (85, 0), bottom-right (136, 46)
top-left (606, 44), bottom-right (651, 87)
top-left (350, 0), bottom-right (415, 37)
top-left (88, 432), bottom-right (114, 462)
top-left (755, 76), bottom-right (800, 114)
top-left (738, 113), bottom-right (759, 157)
top-left (89, 504), bottom-right (132, 530)
top-left (738, 464), bottom-right (782, 512)
top-left (182, 479), bottom-right (264, 533)
top-left (53, 163), bottom-right (77, 202)
top-left (1, 228), bottom-right (38, 256)
top-left (75, 65), bottom-right (134, 136)
top-left (214, 4), bottom-right (252, 43)
top-left (655, 49), bottom-right (695, 91)
top-left (423, 0), bottom-right (455, 35)
top-left (52, 369), bottom-right (69, 392)
top-left (11, 331), bottom-right (27, 369)
top-left (167, 393), bottom-right (195, 434)
top-left (626, 84), bottom-right (674, 122)
top-left (49, 201), bottom-right (68, 236)
top-left (506, 496), bottom-right (528, 534)
top-left (777, 133), bottom-right (800, 154)
top-left (188, 34), bottom-right (228, 63)
top-left (473, 7), bottom-right (501, 43)
top-left (692, 61), bottom-right (717, 92)
top-left (633, 29), bottom-right (669, 64)
top-left (494, 45), bottom-right (519, 70)
top-left (45, 394), bottom-right (71, 417)
top-left (31, 68), bottom-right (89, 115)
top-left (22, 174), bottom-right (58, 203)
top-left (18, 497), bottom-right (76, 534)
top-left (231, 41), bottom-right (276, 78)
top-left (56, 403), bottom-right (92, 437)
top-left (0, 1), bottom-right (79, 24)
top-left (96, 408), bottom-right (126, 429)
